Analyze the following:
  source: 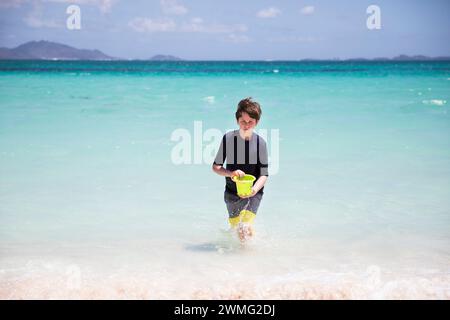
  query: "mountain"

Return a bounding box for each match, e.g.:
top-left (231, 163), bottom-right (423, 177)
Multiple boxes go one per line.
top-left (298, 55), bottom-right (450, 62)
top-left (0, 41), bottom-right (448, 61)
top-left (332, 55), bottom-right (450, 62)
top-left (149, 54), bottom-right (182, 61)
top-left (0, 40), bottom-right (115, 60)
top-left (391, 54), bottom-right (450, 61)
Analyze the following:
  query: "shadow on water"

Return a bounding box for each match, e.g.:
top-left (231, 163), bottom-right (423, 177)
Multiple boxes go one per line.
top-left (184, 229), bottom-right (246, 253)
top-left (184, 241), bottom-right (244, 254)
top-left (184, 242), bottom-right (220, 252)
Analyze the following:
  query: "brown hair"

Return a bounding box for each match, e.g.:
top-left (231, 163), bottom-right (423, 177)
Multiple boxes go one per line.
top-left (235, 97), bottom-right (262, 121)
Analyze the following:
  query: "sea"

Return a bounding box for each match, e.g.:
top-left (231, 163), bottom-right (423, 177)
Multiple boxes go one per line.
top-left (0, 60), bottom-right (449, 299)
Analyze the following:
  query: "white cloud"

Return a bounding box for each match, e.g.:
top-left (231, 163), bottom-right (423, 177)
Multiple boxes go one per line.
top-left (268, 35), bottom-right (317, 43)
top-left (181, 19), bottom-right (247, 33)
top-left (42, 0), bottom-right (117, 14)
top-left (179, 18), bottom-right (204, 32)
top-left (191, 17), bottom-right (203, 24)
top-left (257, 7), bottom-right (281, 18)
top-left (24, 1), bottom-right (61, 28)
top-left (3, 0), bottom-right (115, 13)
top-left (24, 15), bottom-right (59, 28)
top-left (226, 34), bottom-right (251, 43)
top-left (0, 0), bottom-right (25, 8)
top-left (161, 0), bottom-right (188, 15)
top-left (128, 17), bottom-right (176, 32)
top-left (128, 16), bottom-right (247, 35)
top-left (300, 6), bottom-right (315, 15)
top-left (90, 0), bottom-right (116, 13)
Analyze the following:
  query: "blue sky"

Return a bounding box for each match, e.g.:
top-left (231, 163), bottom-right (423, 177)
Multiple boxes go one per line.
top-left (0, 0), bottom-right (449, 60)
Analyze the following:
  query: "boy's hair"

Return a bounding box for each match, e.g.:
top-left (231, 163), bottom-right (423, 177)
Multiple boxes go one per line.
top-left (235, 97), bottom-right (262, 121)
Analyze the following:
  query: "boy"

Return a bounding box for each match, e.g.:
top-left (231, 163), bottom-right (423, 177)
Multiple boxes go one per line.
top-left (212, 97), bottom-right (269, 242)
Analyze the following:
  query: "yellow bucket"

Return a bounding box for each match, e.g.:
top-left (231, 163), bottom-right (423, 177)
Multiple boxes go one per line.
top-left (232, 174), bottom-right (256, 196)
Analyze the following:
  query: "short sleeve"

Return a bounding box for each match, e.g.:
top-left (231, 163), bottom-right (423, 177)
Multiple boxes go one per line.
top-left (213, 134), bottom-right (226, 166)
top-left (258, 136), bottom-right (269, 176)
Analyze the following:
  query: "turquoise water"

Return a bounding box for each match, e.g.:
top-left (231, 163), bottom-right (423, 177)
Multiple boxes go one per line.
top-left (0, 61), bottom-right (449, 299)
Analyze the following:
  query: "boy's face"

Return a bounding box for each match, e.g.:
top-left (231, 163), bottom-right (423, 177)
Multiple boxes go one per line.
top-left (237, 112), bottom-right (258, 132)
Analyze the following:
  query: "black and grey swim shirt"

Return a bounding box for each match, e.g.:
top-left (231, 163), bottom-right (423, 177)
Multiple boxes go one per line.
top-left (213, 130), bottom-right (269, 195)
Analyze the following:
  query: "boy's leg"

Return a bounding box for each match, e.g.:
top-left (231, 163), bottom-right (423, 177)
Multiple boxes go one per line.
top-left (225, 191), bottom-right (243, 229)
top-left (240, 209), bottom-right (256, 224)
top-left (224, 191), bottom-right (263, 240)
top-left (238, 209), bottom-right (256, 240)
top-left (228, 215), bottom-right (241, 229)
top-left (239, 193), bottom-right (263, 240)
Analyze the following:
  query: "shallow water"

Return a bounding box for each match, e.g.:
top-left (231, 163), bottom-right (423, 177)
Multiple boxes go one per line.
top-left (0, 61), bottom-right (449, 299)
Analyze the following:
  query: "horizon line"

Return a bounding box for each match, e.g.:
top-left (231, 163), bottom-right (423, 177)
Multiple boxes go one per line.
top-left (2, 40), bottom-right (450, 62)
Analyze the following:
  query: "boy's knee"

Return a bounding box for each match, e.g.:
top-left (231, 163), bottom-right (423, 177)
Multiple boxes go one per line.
top-left (228, 215), bottom-right (240, 228)
top-left (228, 209), bottom-right (256, 228)
top-left (240, 210), bottom-right (256, 224)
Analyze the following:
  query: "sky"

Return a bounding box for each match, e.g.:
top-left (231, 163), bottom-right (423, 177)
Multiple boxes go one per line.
top-left (0, 0), bottom-right (449, 60)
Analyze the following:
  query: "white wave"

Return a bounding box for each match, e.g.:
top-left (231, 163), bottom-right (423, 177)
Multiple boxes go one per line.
top-left (203, 96), bottom-right (215, 104)
top-left (422, 99), bottom-right (447, 106)
top-left (1, 261), bottom-right (449, 299)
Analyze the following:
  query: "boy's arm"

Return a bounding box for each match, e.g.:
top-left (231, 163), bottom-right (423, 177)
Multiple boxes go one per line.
top-left (212, 164), bottom-right (245, 178)
top-left (212, 134), bottom-right (227, 176)
top-left (212, 164), bottom-right (232, 177)
top-left (238, 175), bottom-right (267, 199)
top-left (252, 175), bottom-right (268, 193)
top-left (254, 136), bottom-right (269, 193)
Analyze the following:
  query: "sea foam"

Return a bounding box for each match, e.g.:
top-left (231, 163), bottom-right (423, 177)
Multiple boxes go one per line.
top-left (422, 99), bottom-right (447, 106)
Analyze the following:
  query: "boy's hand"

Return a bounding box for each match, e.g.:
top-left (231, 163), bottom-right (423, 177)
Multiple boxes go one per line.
top-left (239, 187), bottom-right (257, 199)
top-left (231, 170), bottom-right (245, 179)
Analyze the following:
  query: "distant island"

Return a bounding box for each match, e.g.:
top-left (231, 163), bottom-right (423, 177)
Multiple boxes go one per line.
top-left (0, 40), bottom-right (114, 60)
top-left (339, 55), bottom-right (450, 62)
top-left (0, 40), bottom-right (448, 61)
top-left (149, 54), bottom-right (182, 61)
top-left (0, 40), bottom-right (183, 61)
